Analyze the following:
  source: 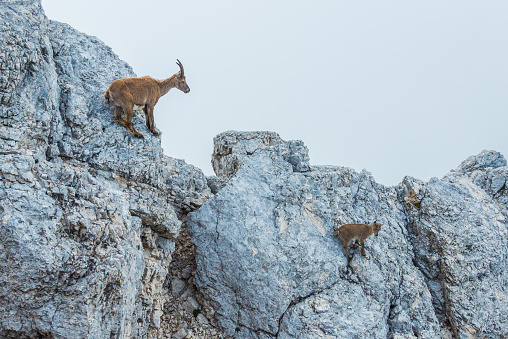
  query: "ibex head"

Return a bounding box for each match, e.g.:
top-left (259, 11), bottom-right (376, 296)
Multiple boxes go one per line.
top-left (175, 59), bottom-right (190, 93)
top-left (372, 221), bottom-right (383, 236)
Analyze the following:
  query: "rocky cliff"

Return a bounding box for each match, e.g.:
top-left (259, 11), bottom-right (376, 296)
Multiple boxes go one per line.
top-left (0, 1), bottom-right (212, 338)
top-left (1, 1), bottom-right (507, 339)
top-left (189, 132), bottom-right (508, 339)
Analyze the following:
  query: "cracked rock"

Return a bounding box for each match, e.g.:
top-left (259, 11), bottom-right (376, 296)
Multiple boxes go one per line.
top-left (172, 277), bottom-right (187, 297)
top-left (188, 131), bottom-right (508, 338)
top-left (0, 2), bottom-right (211, 338)
top-left (188, 132), bottom-right (440, 338)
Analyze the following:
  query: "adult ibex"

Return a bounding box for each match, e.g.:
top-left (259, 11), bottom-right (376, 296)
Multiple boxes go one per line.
top-left (104, 59), bottom-right (190, 138)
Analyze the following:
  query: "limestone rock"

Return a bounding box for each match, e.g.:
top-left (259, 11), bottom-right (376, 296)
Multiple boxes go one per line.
top-left (188, 131), bottom-right (508, 338)
top-left (0, 2), bottom-right (210, 338)
top-left (402, 150), bottom-right (508, 338)
top-left (188, 131), bottom-right (440, 338)
top-left (211, 130), bottom-right (310, 179)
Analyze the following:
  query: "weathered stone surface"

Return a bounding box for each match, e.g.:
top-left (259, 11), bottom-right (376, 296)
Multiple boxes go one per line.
top-left (457, 150), bottom-right (508, 212)
top-left (189, 131), bottom-right (439, 338)
top-left (403, 150), bottom-right (508, 339)
top-left (188, 131), bottom-right (508, 338)
top-left (211, 131), bottom-right (310, 179)
top-left (0, 1), bottom-right (211, 338)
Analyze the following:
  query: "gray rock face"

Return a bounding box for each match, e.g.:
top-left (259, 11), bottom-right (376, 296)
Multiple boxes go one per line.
top-left (0, 1), bottom-right (210, 338)
top-left (188, 131), bottom-right (508, 338)
top-left (403, 150), bottom-right (508, 339)
top-left (211, 131), bottom-right (310, 179)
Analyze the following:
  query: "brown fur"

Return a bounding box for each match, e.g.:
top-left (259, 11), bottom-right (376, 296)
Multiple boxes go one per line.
top-left (334, 221), bottom-right (382, 258)
top-left (104, 59), bottom-right (190, 138)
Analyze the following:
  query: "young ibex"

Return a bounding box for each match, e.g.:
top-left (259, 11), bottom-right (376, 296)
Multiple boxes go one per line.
top-left (104, 59), bottom-right (190, 138)
top-left (335, 221), bottom-right (382, 258)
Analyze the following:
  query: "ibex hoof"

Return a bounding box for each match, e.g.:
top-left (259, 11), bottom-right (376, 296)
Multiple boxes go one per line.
top-left (151, 130), bottom-right (159, 135)
top-left (134, 133), bottom-right (144, 138)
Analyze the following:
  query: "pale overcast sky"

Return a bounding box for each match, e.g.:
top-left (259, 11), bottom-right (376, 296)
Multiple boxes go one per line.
top-left (41, 0), bottom-right (508, 185)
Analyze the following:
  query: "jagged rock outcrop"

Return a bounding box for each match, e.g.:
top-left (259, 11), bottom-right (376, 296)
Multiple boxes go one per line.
top-left (0, 1), bottom-right (211, 338)
top-left (402, 150), bottom-right (508, 338)
top-left (188, 132), bottom-right (508, 338)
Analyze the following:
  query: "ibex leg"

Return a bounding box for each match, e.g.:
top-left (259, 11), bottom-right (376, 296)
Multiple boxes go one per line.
top-left (145, 104), bottom-right (158, 135)
top-left (123, 105), bottom-right (143, 138)
top-left (343, 241), bottom-right (353, 258)
top-left (114, 106), bottom-right (125, 123)
top-left (143, 106), bottom-right (149, 129)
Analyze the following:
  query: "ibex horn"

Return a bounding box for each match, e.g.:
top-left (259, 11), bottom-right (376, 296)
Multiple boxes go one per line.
top-left (176, 59), bottom-right (184, 77)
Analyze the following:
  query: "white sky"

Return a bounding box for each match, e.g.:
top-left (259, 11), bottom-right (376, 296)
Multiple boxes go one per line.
top-left (41, 0), bottom-right (508, 186)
